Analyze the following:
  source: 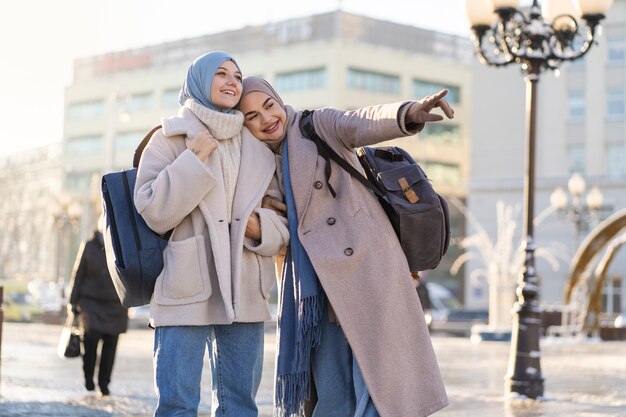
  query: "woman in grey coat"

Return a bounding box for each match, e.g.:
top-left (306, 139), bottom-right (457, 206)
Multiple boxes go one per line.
top-left (237, 76), bottom-right (454, 417)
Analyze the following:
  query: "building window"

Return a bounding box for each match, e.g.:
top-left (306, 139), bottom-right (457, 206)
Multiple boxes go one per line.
top-left (602, 276), bottom-right (623, 316)
top-left (567, 90), bottom-right (586, 120)
top-left (66, 171), bottom-right (98, 192)
top-left (608, 37), bottom-right (625, 64)
top-left (420, 124), bottom-right (461, 145)
top-left (162, 88), bottom-right (181, 108)
top-left (66, 136), bottom-right (104, 155)
top-left (607, 144), bottom-right (625, 178)
top-left (347, 68), bottom-right (400, 94)
top-left (118, 92), bottom-right (154, 113)
top-left (67, 100), bottom-right (105, 120)
top-left (568, 146), bottom-right (585, 174)
top-left (413, 80), bottom-right (460, 103)
top-left (275, 68), bottom-right (326, 92)
top-left (115, 131), bottom-right (144, 153)
top-left (607, 88), bottom-right (625, 119)
top-left (424, 162), bottom-right (461, 185)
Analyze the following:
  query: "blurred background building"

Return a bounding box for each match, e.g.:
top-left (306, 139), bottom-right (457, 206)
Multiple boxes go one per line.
top-left (61, 10), bottom-right (472, 298)
top-left (1, 5), bottom-right (625, 320)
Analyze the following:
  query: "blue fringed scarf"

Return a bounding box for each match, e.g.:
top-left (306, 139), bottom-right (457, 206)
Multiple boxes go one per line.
top-left (275, 139), bottom-right (325, 417)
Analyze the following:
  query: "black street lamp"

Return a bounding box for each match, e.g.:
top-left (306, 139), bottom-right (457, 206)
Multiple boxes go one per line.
top-left (465, 0), bottom-right (613, 399)
top-left (550, 172), bottom-right (604, 250)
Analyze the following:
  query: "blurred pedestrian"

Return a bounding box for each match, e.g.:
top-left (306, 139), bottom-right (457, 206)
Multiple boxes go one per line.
top-left (68, 218), bottom-right (128, 396)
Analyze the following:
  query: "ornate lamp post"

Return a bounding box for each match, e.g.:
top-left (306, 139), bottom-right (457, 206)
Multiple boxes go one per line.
top-left (550, 173), bottom-right (604, 249)
top-left (465, 0), bottom-right (613, 399)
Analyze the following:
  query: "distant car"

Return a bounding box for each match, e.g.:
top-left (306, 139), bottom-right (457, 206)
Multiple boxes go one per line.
top-left (423, 282), bottom-right (461, 326)
top-left (424, 282), bottom-right (488, 336)
top-left (128, 305), bottom-right (151, 329)
top-left (2, 285), bottom-right (44, 322)
top-left (431, 308), bottom-right (489, 336)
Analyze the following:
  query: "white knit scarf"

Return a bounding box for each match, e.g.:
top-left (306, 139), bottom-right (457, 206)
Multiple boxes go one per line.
top-left (185, 99), bottom-right (243, 223)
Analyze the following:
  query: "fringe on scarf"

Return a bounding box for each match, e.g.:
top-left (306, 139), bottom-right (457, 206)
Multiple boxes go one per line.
top-left (275, 294), bottom-right (324, 417)
top-left (294, 294), bottom-right (324, 369)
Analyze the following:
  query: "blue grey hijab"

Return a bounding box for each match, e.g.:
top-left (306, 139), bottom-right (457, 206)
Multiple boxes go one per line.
top-left (178, 51), bottom-right (241, 113)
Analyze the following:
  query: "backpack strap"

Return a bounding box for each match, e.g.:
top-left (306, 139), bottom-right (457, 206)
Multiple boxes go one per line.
top-left (131, 125), bottom-right (173, 241)
top-left (299, 110), bottom-right (384, 200)
top-left (133, 125), bottom-right (162, 168)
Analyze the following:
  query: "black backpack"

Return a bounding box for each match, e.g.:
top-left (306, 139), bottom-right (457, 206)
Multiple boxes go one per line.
top-left (299, 110), bottom-right (450, 275)
top-left (101, 125), bottom-right (171, 307)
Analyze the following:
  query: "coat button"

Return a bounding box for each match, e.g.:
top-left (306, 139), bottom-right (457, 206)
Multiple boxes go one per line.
top-left (314, 181), bottom-right (323, 189)
top-left (344, 247), bottom-right (353, 256)
top-left (327, 217), bottom-right (336, 225)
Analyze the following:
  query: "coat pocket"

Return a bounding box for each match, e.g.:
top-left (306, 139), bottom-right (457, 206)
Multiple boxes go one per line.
top-left (241, 250), bottom-right (275, 301)
top-left (154, 235), bottom-right (212, 306)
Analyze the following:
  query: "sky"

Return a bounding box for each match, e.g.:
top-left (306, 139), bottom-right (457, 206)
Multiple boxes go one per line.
top-left (0, 0), bottom-right (471, 157)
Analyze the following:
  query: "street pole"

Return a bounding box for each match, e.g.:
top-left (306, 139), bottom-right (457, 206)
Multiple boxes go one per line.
top-left (465, 0), bottom-right (612, 399)
top-left (505, 66), bottom-right (543, 398)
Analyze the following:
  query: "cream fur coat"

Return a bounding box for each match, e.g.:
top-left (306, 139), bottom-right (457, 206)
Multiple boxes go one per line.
top-left (135, 107), bottom-right (288, 326)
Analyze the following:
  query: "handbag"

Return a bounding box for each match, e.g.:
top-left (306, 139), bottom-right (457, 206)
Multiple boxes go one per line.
top-left (57, 313), bottom-right (82, 359)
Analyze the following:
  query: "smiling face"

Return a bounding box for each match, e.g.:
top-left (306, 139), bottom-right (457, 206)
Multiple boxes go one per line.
top-left (209, 60), bottom-right (243, 110)
top-left (240, 91), bottom-right (287, 143)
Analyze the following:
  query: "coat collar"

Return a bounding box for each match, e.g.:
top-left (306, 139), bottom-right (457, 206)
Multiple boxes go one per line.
top-left (160, 107), bottom-right (208, 138)
top-left (232, 127), bottom-right (276, 218)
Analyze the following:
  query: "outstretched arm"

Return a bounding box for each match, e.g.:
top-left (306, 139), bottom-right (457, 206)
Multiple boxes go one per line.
top-left (313, 89), bottom-right (455, 150)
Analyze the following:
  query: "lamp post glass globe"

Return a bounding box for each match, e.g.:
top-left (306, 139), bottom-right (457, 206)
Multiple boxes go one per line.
top-left (586, 186), bottom-right (603, 210)
top-left (567, 172), bottom-right (586, 197)
top-left (550, 186), bottom-right (568, 210)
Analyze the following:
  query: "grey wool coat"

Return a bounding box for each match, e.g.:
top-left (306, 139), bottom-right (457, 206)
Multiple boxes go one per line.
top-left (278, 102), bottom-right (448, 417)
top-left (134, 107), bottom-right (289, 327)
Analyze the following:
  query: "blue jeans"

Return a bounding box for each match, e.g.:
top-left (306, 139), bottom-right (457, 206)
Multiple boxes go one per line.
top-left (153, 322), bottom-right (264, 417)
top-left (310, 316), bottom-right (379, 417)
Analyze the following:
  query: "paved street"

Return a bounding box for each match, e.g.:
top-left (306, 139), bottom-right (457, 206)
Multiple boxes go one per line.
top-left (1, 322), bottom-right (625, 416)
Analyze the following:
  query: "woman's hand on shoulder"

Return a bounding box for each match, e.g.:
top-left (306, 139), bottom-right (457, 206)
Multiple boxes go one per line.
top-left (186, 131), bottom-right (218, 162)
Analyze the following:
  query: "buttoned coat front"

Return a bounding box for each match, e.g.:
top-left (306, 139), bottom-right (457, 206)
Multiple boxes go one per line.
top-left (134, 108), bottom-right (289, 327)
top-left (278, 102), bottom-right (448, 417)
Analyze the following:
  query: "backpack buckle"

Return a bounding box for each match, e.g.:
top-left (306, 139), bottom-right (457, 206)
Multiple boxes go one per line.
top-left (398, 177), bottom-right (419, 203)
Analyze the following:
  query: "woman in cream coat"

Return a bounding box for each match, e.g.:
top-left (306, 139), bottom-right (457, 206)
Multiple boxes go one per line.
top-left (238, 76), bottom-right (453, 417)
top-left (134, 53), bottom-right (288, 417)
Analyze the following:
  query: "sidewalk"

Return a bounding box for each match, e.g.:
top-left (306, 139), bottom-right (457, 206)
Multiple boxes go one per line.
top-left (1, 322), bottom-right (625, 416)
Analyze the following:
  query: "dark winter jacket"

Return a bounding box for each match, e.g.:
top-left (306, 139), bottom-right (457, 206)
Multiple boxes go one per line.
top-left (69, 231), bottom-right (128, 334)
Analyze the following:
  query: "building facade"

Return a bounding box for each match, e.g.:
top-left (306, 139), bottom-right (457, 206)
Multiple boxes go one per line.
top-left (0, 145), bottom-right (63, 283)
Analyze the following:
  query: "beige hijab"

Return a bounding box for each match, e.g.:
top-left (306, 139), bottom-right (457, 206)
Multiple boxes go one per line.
top-left (238, 75), bottom-right (287, 152)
